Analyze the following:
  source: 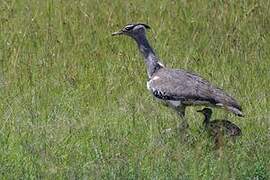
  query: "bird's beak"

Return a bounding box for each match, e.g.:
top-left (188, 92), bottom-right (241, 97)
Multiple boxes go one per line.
top-left (112, 30), bottom-right (123, 36)
top-left (197, 110), bottom-right (203, 113)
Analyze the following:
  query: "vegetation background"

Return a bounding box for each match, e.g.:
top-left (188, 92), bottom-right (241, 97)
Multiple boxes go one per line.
top-left (0, 0), bottom-right (269, 179)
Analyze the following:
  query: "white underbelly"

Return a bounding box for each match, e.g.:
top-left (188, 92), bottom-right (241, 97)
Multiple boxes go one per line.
top-left (146, 81), bottom-right (151, 91)
top-left (167, 100), bottom-right (181, 107)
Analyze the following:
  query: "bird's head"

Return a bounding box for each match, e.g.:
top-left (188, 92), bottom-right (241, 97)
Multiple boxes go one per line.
top-left (197, 108), bottom-right (213, 117)
top-left (112, 23), bottom-right (151, 38)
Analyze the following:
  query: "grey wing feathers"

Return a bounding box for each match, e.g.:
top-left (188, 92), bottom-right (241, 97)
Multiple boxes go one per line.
top-left (150, 68), bottom-right (243, 116)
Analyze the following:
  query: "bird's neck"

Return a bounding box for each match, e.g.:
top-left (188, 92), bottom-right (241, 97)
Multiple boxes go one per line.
top-left (133, 34), bottom-right (162, 78)
top-left (203, 114), bottom-right (211, 126)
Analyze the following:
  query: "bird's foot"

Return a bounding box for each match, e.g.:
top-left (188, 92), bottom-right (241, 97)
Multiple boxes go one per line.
top-left (160, 123), bottom-right (189, 134)
top-left (161, 128), bottom-right (173, 134)
top-left (160, 122), bottom-right (189, 137)
top-left (177, 122), bottom-right (189, 131)
top-left (175, 122), bottom-right (190, 142)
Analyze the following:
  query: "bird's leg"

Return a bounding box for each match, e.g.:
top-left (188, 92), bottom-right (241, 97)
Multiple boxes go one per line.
top-left (161, 104), bottom-right (188, 135)
top-left (174, 106), bottom-right (191, 143)
top-left (176, 106), bottom-right (189, 130)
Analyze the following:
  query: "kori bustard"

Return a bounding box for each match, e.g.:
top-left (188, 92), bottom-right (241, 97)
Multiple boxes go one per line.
top-left (112, 23), bottom-right (243, 129)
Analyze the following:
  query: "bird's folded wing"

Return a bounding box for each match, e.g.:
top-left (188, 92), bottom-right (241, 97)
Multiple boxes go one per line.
top-left (149, 68), bottom-right (242, 112)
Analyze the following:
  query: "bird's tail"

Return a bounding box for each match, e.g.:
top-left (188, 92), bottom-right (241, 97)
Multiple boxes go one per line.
top-left (227, 106), bottom-right (244, 117)
top-left (215, 102), bottom-right (244, 117)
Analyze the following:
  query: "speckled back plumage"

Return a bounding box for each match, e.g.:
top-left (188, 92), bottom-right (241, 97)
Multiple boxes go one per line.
top-left (208, 119), bottom-right (242, 137)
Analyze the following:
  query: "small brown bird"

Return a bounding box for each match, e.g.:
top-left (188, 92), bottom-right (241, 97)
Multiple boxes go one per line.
top-left (197, 108), bottom-right (241, 148)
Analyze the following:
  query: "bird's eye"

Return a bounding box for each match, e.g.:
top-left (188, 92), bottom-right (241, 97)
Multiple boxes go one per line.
top-left (124, 25), bottom-right (134, 31)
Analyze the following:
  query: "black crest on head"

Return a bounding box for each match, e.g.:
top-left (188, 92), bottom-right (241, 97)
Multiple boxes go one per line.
top-left (136, 23), bottom-right (151, 29)
top-left (124, 23), bottom-right (151, 31)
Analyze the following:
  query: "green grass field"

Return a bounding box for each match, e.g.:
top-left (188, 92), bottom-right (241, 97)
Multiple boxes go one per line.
top-left (0, 0), bottom-right (269, 179)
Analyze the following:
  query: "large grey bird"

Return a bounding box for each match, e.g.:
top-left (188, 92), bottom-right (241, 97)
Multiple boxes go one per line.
top-left (112, 23), bottom-right (244, 129)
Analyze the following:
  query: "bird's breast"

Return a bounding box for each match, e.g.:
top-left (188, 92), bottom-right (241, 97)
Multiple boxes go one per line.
top-left (167, 100), bottom-right (181, 107)
top-left (146, 80), bottom-right (152, 91)
top-left (146, 76), bottom-right (160, 91)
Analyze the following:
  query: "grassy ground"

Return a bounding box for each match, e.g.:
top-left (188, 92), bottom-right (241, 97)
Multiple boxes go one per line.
top-left (0, 0), bottom-right (269, 179)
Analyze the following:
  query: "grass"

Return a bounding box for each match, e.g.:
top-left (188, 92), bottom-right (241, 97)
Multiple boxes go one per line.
top-left (0, 0), bottom-right (269, 179)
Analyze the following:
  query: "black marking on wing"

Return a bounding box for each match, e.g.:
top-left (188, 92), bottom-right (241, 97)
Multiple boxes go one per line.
top-left (153, 89), bottom-right (173, 100)
top-left (152, 89), bottom-right (219, 105)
